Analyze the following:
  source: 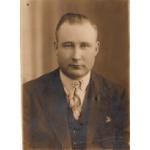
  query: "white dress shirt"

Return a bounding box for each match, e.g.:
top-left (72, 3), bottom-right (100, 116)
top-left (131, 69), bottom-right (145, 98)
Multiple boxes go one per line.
top-left (59, 70), bottom-right (91, 107)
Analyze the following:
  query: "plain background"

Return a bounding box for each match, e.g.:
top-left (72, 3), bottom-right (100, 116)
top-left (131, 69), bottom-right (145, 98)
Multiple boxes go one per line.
top-left (0, 0), bottom-right (150, 149)
top-left (21, 0), bottom-right (129, 90)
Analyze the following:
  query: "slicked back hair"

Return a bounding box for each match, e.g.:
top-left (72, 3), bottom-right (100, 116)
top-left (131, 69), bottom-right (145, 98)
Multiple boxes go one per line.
top-left (55, 12), bottom-right (98, 41)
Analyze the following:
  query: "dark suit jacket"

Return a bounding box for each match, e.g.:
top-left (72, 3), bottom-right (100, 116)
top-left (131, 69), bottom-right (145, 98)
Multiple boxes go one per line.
top-left (23, 69), bottom-right (129, 150)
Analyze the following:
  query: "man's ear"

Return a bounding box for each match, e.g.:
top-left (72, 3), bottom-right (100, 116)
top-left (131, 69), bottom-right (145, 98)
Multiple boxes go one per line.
top-left (54, 40), bottom-right (58, 49)
top-left (54, 40), bottom-right (58, 56)
top-left (95, 41), bottom-right (100, 56)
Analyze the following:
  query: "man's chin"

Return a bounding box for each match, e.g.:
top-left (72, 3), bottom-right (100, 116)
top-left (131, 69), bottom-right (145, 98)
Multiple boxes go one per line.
top-left (64, 70), bottom-right (87, 80)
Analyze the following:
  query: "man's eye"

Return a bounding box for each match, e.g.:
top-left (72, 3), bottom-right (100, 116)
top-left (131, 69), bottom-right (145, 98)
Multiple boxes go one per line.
top-left (80, 43), bottom-right (90, 48)
top-left (65, 45), bottom-right (72, 47)
top-left (63, 43), bottom-right (74, 48)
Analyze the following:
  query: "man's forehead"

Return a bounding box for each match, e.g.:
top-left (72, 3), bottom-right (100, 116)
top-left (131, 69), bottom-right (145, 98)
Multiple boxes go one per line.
top-left (59, 21), bottom-right (97, 32)
top-left (57, 22), bottom-right (98, 41)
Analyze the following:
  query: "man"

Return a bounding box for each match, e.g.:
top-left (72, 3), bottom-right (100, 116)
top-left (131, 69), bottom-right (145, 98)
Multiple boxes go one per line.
top-left (23, 13), bottom-right (129, 150)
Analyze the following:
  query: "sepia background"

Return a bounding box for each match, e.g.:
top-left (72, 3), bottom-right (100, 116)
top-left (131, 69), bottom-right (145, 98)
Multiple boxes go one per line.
top-left (21, 0), bottom-right (129, 89)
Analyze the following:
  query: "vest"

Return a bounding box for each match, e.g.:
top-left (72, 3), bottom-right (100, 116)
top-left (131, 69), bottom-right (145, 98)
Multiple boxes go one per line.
top-left (67, 84), bottom-right (92, 150)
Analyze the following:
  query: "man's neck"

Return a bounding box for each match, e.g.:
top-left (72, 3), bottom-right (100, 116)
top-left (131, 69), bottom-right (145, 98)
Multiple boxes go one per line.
top-left (59, 70), bottom-right (91, 92)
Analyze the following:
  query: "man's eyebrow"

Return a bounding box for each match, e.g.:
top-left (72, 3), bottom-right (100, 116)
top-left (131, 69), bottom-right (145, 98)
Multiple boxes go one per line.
top-left (80, 41), bottom-right (91, 44)
top-left (61, 41), bottom-right (92, 46)
top-left (80, 42), bottom-right (92, 45)
top-left (61, 41), bottom-right (73, 44)
top-left (62, 41), bottom-right (73, 44)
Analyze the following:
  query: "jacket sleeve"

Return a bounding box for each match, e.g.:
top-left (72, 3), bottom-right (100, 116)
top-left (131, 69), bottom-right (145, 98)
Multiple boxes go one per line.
top-left (113, 87), bottom-right (130, 149)
top-left (22, 83), bottom-right (33, 149)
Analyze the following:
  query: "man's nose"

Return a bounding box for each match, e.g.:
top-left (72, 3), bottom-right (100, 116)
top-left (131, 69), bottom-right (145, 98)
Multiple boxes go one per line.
top-left (72, 46), bottom-right (82, 60)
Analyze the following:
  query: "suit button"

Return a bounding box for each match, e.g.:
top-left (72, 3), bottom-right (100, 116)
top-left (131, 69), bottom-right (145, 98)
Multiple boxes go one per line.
top-left (73, 130), bottom-right (76, 134)
top-left (73, 141), bottom-right (76, 145)
top-left (80, 122), bottom-right (83, 126)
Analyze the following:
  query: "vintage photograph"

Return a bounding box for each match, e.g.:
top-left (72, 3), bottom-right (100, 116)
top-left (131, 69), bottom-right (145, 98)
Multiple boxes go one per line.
top-left (21, 0), bottom-right (129, 149)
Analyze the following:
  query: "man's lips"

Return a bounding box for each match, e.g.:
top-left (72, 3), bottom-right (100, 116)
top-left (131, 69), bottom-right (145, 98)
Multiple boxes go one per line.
top-left (69, 64), bottom-right (84, 68)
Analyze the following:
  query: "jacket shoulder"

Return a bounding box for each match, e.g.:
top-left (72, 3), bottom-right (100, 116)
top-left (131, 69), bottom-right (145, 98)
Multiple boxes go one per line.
top-left (92, 72), bottom-right (126, 93)
top-left (23, 69), bottom-right (59, 92)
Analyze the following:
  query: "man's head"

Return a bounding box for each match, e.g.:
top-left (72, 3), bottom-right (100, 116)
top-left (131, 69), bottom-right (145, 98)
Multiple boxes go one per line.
top-left (54, 12), bottom-right (100, 80)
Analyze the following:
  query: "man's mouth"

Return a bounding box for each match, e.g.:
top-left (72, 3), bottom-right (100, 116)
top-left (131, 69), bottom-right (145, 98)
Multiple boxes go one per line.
top-left (69, 64), bottom-right (83, 68)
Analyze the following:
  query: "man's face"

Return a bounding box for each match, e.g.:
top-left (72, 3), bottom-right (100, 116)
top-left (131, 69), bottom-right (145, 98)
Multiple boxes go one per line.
top-left (55, 22), bottom-right (100, 79)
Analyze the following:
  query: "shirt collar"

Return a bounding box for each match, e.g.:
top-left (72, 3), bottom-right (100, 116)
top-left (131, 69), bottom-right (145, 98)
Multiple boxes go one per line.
top-left (59, 70), bottom-right (91, 93)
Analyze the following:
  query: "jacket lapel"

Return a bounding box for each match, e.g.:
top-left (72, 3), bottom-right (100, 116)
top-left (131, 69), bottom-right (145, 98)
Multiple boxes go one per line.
top-left (87, 72), bottom-right (109, 146)
top-left (43, 69), bottom-right (71, 148)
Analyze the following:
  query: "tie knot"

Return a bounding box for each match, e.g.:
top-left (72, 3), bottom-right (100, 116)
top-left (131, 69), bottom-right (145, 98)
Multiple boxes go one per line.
top-left (72, 80), bottom-right (82, 89)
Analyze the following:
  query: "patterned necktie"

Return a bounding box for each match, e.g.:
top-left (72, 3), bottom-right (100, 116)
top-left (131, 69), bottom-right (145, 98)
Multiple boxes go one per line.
top-left (68, 80), bottom-right (82, 120)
